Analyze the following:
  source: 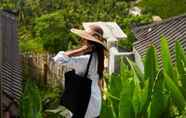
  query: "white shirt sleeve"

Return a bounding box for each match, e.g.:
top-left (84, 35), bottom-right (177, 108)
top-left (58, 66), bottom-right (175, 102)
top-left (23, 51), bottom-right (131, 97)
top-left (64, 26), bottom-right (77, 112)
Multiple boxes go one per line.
top-left (52, 51), bottom-right (70, 64)
top-left (52, 51), bottom-right (90, 75)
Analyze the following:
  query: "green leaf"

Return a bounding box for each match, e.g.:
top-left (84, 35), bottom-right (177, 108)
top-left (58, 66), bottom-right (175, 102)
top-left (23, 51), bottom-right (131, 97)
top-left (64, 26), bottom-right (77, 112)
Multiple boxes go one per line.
top-left (143, 46), bottom-right (158, 113)
top-left (164, 72), bottom-right (186, 111)
top-left (20, 80), bottom-right (42, 118)
top-left (45, 106), bottom-right (66, 114)
top-left (31, 81), bottom-right (42, 118)
top-left (127, 58), bottom-right (144, 85)
top-left (144, 46), bottom-right (158, 81)
top-left (160, 37), bottom-right (173, 76)
top-left (109, 74), bottom-right (123, 98)
top-left (109, 74), bottom-right (122, 117)
top-left (101, 99), bottom-right (115, 118)
top-left (132, 79), bottom-right (149, 117)
top-left (149, 71), bottom-right (170, 118)
top-left (118, 79), bottom-right (135, 118)
top-left (175, 41), bottom-right (186, 89)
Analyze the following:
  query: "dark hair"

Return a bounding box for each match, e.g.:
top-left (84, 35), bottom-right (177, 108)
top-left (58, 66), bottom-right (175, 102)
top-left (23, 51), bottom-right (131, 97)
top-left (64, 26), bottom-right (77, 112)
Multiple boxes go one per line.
top-left (92, 42), bottom-right (105, 79)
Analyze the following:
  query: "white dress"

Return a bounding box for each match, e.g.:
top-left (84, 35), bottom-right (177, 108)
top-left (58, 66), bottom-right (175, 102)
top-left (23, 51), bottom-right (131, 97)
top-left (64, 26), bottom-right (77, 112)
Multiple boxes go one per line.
top-left (53, 51), bottom-right (102, 118)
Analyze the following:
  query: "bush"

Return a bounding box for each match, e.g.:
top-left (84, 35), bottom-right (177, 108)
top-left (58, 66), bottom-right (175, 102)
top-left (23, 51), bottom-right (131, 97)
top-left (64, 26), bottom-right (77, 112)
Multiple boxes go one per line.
top-left (118, 15), bottom-right (152, 50)
top-left (138, 0), bottom-right (186, 18)
top-left (33, 10), bottom-right (81, 53)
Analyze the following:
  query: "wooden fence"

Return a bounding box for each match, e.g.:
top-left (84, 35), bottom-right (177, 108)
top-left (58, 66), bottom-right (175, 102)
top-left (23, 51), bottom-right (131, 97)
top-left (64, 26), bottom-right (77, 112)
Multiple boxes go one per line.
top-left (21, 52), bottom-right (65, 88)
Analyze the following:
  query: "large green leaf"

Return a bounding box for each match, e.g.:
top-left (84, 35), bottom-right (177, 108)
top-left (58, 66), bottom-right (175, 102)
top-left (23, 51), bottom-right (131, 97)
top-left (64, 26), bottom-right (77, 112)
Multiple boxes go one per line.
top-left (109, 74), bottom-right (123, 98)
top-left (164, 72), bottom-right (186, 112)
top-left (109, 74), bottom-right (122, 117)
top-left (20, 80), bottom-right (42, 118)
top-left (149, 70), bottom-right (170, 118)
top-left (144, 46), bottom-right (158, 81)
top-left (127, 58), bottom-right (144, 86)
top-left (143, 46), bottom-right (158, 113)
top-left (175, 41), bottom-right (186, 89)
top-left (118, 79), bottom-right (135, 118)
top-left (127, 58), bottom-right (148, 117)
top-left (175, 41), bottom-right (186, 76)
top-left (132, 79), bottom-right (149, 117)
top-left (120, 60), bottom-right (133, 86)
top-left (101, 99), bottom-right (116, 118)
top-left (160, 37), bottom-right (173, 76)
top-left (132, 77), bottom-right (141, 117)
top-left (30, 81), bottom-right (42, 118)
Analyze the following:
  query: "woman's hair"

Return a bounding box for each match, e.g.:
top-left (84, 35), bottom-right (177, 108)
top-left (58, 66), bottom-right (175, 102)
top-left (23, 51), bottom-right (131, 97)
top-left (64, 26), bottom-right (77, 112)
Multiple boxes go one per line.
top-left (89, 26), bottom-right (105, 79)
top-left (91, 41), bottom-right (105, 79)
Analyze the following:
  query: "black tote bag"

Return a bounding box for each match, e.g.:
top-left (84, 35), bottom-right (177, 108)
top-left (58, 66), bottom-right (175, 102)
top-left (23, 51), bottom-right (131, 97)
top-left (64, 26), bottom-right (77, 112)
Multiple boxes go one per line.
top-left (61, 53), bottom-right (93, 117)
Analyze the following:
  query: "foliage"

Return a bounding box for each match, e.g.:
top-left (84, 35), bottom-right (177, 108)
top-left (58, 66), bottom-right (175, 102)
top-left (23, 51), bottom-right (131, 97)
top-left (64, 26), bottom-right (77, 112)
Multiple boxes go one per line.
top-left (2, 0), bottom-right (186, 52)
top-left (118, 15), bottom-right (152, 50)
top-left (138, 0), bottom-right (186, 18)
top-left (19, 79), bottom-right (42, 118)
top-left (41, 85), bottom-right (67, 118)
top-left (0, 0), bottom-right (132, 53)
top-left (20, 61), bottom-right (67, 118)
top-left (19, 38), bottom-right (43, 53)
top-left (33, 10), bottom-right (77, 53)
top-left (101, 38), bottom-right (186, 118)
top-left (19, 78), bottom-right (68, 118)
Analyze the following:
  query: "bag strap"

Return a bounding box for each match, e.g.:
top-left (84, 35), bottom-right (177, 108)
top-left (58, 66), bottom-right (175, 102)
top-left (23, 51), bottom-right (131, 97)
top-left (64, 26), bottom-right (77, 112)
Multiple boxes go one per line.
top-left (84, 52), bottom-right (93, 78)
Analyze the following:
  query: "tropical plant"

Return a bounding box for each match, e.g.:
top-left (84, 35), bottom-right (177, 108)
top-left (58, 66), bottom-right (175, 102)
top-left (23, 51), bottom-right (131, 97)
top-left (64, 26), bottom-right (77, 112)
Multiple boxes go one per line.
top-left (101, 37), bottom-right (186, 118)
top-left (19, 79), bottom-right (42, 118)
top-left (21, 56), bottom-right (68, 118)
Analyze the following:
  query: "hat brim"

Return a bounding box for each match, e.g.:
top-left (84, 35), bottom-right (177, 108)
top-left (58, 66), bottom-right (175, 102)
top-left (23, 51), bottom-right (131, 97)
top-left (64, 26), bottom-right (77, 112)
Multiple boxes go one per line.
top-left (70, 28), bottom-right (107, 50)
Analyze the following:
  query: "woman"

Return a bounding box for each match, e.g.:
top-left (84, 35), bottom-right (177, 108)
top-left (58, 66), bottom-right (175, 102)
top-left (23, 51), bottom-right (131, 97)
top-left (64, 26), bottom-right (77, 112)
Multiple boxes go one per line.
top-left (53, 25), bottom-right (106, 118)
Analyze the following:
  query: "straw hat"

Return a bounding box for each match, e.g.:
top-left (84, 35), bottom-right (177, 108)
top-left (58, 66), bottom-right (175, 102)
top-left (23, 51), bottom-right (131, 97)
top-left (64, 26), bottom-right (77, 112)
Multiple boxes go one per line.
top-left (70, 25), bottom-right (107, 50)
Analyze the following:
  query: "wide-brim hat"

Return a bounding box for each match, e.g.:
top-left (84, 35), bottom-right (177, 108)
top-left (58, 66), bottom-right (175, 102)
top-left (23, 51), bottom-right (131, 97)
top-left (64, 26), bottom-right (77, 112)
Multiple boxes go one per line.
top-left (70, 28), bottom-right (107, 50)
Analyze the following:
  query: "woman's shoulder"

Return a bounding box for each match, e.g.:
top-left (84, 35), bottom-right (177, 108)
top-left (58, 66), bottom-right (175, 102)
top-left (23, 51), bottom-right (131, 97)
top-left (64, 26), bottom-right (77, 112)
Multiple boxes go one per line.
top-left (53, 51), bottom-right (92, 64)
top-left (72, 54), bottom-right (90, 60)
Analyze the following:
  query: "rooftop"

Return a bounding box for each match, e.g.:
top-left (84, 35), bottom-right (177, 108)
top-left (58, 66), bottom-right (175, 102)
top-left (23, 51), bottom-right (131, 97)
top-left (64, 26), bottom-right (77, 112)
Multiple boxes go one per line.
top-left (132, 14), bottom-right (186, 65)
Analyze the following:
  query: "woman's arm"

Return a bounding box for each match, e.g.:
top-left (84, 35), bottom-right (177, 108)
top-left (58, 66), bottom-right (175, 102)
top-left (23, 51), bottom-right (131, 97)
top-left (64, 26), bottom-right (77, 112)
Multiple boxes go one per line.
top-left (64, 45), bottom-right (93, 57)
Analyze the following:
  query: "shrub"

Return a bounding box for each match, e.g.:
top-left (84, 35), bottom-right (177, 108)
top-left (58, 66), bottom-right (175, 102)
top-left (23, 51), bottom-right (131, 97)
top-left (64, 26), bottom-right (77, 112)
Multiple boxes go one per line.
top-left (138, 0), bottom-right (186, 18)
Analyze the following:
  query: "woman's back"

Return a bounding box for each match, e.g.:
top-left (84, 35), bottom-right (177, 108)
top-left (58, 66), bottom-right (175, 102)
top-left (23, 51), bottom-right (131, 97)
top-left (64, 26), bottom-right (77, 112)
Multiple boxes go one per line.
top-left (53, 51), bottom-right (101, 117)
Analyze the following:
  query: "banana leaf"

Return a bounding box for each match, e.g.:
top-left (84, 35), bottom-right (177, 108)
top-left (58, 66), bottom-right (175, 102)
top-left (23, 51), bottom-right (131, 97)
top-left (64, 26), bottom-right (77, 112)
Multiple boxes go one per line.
top-left (160, 37), bottom-right (173, 77)
top-left (143, 46), bottom-right (158, 113)
top-left (20, 80), bottom-right (42, 118)
top-left (127, 58), bottom-right (144, 87)
top-left (175, 41), bottom-right (186, 91)
top-left (132, 79), bottom-right (149, 117)
top-left (127, 58), bottom-right (148, 117)
top-left (108, 74), bottom-right (122, 117)
top-left (101, 99), bottom-right (116, 118)
top-left (149, 70), bottom-right (170, 118)
top-left (118, 78), bottom-right (135, 118)
top-left (164, 72), bottom-right (186, 112)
